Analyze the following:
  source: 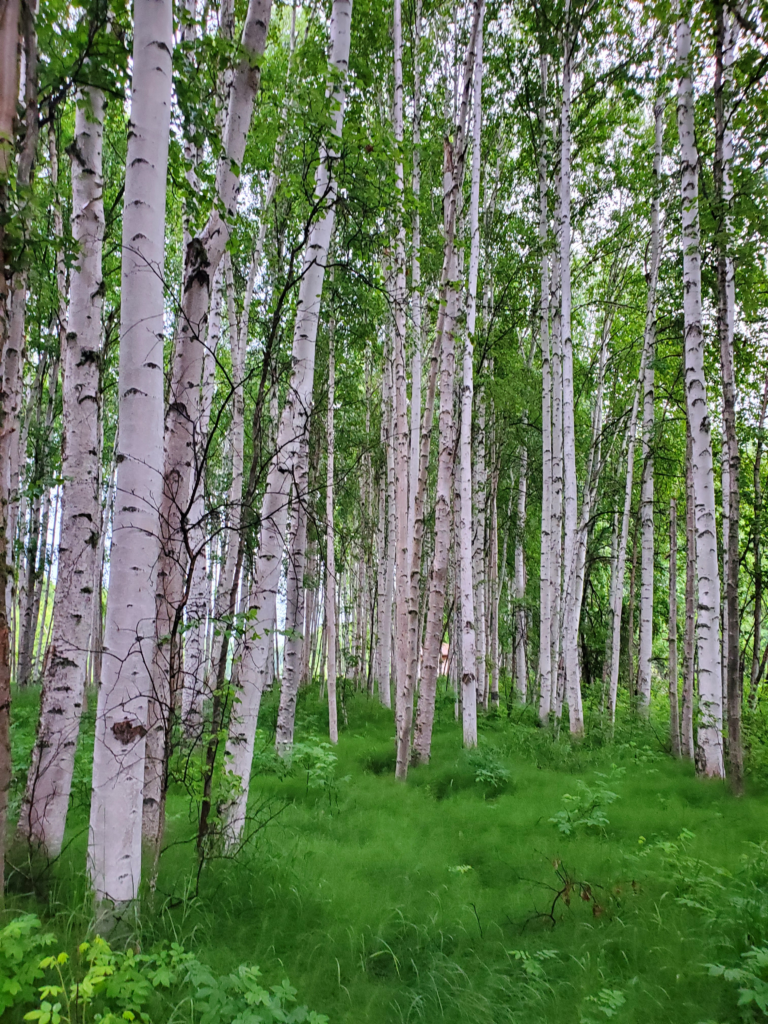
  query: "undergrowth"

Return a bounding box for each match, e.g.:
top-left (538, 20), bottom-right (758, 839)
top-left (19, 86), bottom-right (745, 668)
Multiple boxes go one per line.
top-left (4, 681), bottom-right (768, 1024)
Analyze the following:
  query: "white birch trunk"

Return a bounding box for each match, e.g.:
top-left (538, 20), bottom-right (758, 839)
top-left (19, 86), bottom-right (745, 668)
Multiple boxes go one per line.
top-left (558, 16), bottom-right (582, 734)
top-left (275, 489), bottom-right (308, 754)
top-left (537, 52), bottom-right (553, 720)
top-left (608, 386), bottom-right (642, 723)
top-left (19, 90), bottom-right (105, 855)
top-left (637, 99), bottom-right (664, 713)
top-left (676, 13), bottom-right (724, 778)
top-left (88, 0), bottom-right (173, 909)
top-left (326, 329), bottom-right (338, 744)
top-left (473, 389), bottom-right (487, 709)
top-left (145, 0), bottom-right (274, 843)
top-left (458, 9), bottom-right (483, 748)
top-left (393, 0), bottom-right (414, 776)
top-left (514, 444), bottom-right (528, 700)
top-left (411, 2), bottom-right (483, 763)
top-left (181, 265), bottom-right (223, 734)
top-left (222, 0), bottom-right (353, 842)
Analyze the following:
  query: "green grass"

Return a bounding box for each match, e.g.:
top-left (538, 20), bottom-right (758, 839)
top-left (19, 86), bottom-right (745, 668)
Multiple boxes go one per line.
top-left (6, 682), bottom-right (768, 1023)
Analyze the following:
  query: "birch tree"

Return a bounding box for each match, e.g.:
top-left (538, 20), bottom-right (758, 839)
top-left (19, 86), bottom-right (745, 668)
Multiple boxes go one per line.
top-left (222, 0), bottom-right (353, 843)
top-left (637, 99), bottom-right (664, 713)
top-left (20, 89), bottom-right (105, 855)
top-left (88, 0), bottom-right (173, 912)
top-left (676, 9), bottom-right (724, 778)
top-left (144, 0), bottom-right (274, 845)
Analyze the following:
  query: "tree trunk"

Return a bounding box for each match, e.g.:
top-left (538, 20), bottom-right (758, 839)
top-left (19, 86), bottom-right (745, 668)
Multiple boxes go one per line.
top-left (275, 490), bottom-right (308, 753)
top-left (681, 427), bottom-right (696, 759)
top-left (676, 13), bottom-right (724, 778)
top-left (221, 0), bottom-right (352, 844)
top-left (88, 0), bottom-right (173, 914)
top-left (559, 14), bottom-right (582, 734)
top-left (714, 3), bottom-right (742, 792)
top-left (514, 444), bottom-right (528, 700)
top-left (669, 499), bottom-right (681, 757)
top-left (144, 0), bottom-right (274, 847)
top-left (19, 89), bottom-right (105, 854)
top-left (608, 384), bottom-right (642, 722)
top-left (393, 0), bottom-right (413, 776)
top-left (751, 376), bottom-right (768, 702)
top-left (537, 52), bottom-right (553, 720)
top-left (637, 99), bottom-right (663, 714)
top-left (457, 7), bottom-right (483, 750)
top-left (325, 326), bottom-right (338, 744)
top-left (181, 265), bottom-right (223, 736)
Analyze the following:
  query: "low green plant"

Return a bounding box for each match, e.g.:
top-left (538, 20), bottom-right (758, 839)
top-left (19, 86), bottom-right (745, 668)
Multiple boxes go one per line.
top-left (549, 769), bottom-right (623, 837)
top-left (291, 738), bottom-right (349, 802)
top-left (579, 988), bottom-right (626, 1022)
top-left (466, 747), bottom-right (511, 792)
top-left (0, 915), bottom-right (55, 1013)
top-left (709, 946), bottom-right (768, 1017)
top-left (0, 917), bottom-right (326, 1024)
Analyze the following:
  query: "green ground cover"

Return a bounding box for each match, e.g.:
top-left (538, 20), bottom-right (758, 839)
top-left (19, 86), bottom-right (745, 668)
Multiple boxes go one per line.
top-left (4, 683), bottom-right (768, 1023)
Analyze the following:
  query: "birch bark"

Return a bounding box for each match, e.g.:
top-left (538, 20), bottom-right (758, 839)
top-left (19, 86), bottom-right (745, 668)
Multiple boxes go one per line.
top-left (88, 0), bottom-right (173, 911)
top-left (715, 4), bottom-right (742, 791)
top-left (458, 8), bottom-right (483, 749)
top-left (326, 327), bottom-right (338, 744)
top-left (608, 384), bottom-right (642, 722)
top-left (393, 0), bottom-right (413, 776)
top-left (411, 0), bottom-right (483, 763)
top-left (637, 99), bottom-right (664, 713)
top-left (222, 0), bottom-right (352, 842)
top-left (558, 12), bottom-right (582, 733)
top-left (676, 12), bottom-right (724, 778)
top-left (0, 0), bottom-right (19, 894)
top-left (681, 427), bottom-right (696, 759)
top-left (20, 89), bottom-right (105, 855)
top-left (537, 52), bottom-right (553, 720)
top-left (669, 499), bottom-right (681, 756)
top-left (144, 0), bottom-right (274, 844)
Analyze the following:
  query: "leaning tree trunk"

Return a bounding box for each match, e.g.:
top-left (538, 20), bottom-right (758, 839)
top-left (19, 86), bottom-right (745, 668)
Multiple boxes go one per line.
top-left (144, 0), bottom-right (274, 846)
top-left (88, 0), bottom-right (173, 915)
top-left (19, 89), bottom-right (105, 856)
top-left (636, 98), bottom-right (664, 714)
top-left (676, 12), bottom-right (724, 778)
top-left (221, 0), bottom-right (353, 845)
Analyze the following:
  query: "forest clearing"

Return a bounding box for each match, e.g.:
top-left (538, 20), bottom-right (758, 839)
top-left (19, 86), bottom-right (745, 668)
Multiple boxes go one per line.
top-left (1, 0), bottom-right (768, 1020)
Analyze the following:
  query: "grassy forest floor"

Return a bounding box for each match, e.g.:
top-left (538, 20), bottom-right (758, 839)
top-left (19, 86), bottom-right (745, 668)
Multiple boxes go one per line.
top-left (5, 681), bottom-right (768, 1023)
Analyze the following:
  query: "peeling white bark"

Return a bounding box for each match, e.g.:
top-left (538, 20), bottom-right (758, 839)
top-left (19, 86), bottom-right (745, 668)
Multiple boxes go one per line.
top-left (676, 13), bottom-right (724, 778)
top-left (637, 99), bottom-right (663, 713)
top-left (88, 0), bottom-right (173, 909)
top-left (20, 89), bottom-right (105, 855)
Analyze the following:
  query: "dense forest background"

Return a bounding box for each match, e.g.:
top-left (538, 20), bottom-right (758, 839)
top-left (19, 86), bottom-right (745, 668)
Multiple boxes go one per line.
top-left (1, 0), bottom-right (768, 1021)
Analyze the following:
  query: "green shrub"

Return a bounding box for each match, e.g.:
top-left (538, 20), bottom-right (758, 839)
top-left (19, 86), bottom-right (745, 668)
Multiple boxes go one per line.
top-left (0, 917), bottom-right (326, 1024)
